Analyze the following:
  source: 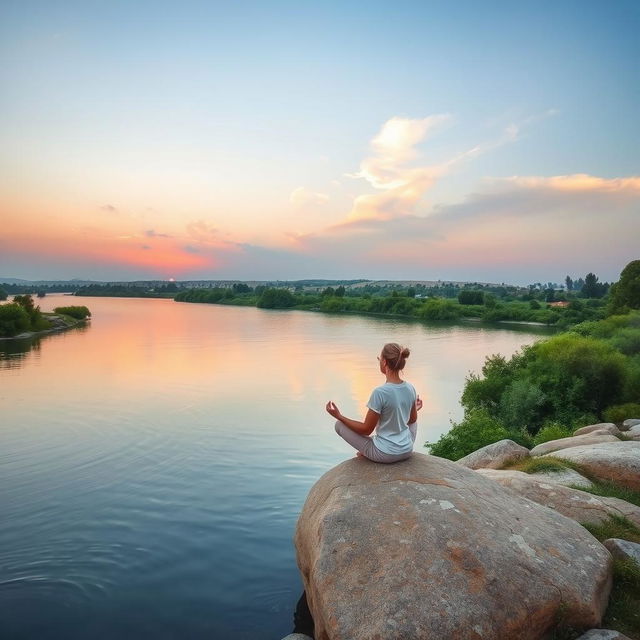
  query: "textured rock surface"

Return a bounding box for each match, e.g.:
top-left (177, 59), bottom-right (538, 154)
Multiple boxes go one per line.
top-left (477, 469), bottom-right (640, 528)
top-left (530, 433), bottom-right (619, 457)
top-left (575, 630), bottom-right (632, 639)
top-left (529, 468), bottom-right (593, 489)
top-left (281, 635), bottom-right (314, 640)
top-left (603, 538), bottom-right (640, 566)
top-left (574, 423), bottom-right (621, 437)
top-left (295, 454), bottom-right (612, 640)
top-left (545, 442), bottom-right (640, 491)
top-left (456, 439), bottom-right (530, 470)
top-left (622, 418), bottom-right (640, 431)
top-left (626, 424), bottom-right (640, 440)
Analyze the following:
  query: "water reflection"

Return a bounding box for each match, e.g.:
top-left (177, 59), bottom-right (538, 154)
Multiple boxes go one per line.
top-left (0, 295), bottom-right (555, 639)
top-left (0, 324), bottom-right (90, 370)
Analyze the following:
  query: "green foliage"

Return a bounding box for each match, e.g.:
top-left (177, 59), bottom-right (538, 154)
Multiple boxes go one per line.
top-left (608, 328), bottom-right (640, 355)
top-left (320, 297), bottom-right (345, 312)
top-left (0, 287), bottom-right (7, 301)
top-left (419, 298), bottom-right (459, 321)
top-left (529, 299), bottom-right (541, 309)
top-left (608, 260), bottom-right (640, 314)
top-left (508, 456), bottom-right (573, 473)
top-left (426, 409), bottom-right (510, 460)
top-left (256, 288), bottom-right (296, 309)
top-left (582, 515), bottom-right (640, 545)
top-left (603, 403), bottom-right (640, 424)
top-left (498, 379), bottom-right (546, 432)
top-left (527, 333), bottom-right (627, 422)
top-left (532, 422), bottom-right (574, 446)
top-left (458, 290), bottom-right (484, 305)
top-left (54, 306), bottom-right (91, 320)
top-left (0, 303), bottom-right (31, 337)
top-left (603, 557), bottom-right (640, 638)
top-left (577, 479), bottom-right (640, 509)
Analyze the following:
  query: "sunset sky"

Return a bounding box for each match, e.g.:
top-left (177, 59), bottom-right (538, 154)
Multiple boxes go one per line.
top-left (1, 1), bottom-right (638, 284)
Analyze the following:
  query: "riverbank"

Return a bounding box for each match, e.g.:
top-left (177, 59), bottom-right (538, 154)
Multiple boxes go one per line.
top-left (0, 313), bottom-right (89, 341)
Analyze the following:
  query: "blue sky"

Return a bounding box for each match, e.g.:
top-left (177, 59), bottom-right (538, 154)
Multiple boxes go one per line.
top-left (1, 1), bottom-right (638, 283)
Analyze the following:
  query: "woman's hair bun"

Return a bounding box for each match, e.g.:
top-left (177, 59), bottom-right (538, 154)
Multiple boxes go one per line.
top-left (401, 347), bottom-right (410, 358)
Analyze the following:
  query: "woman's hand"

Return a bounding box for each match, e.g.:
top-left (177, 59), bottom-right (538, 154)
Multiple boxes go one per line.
top-left (416, 395), bottom-right (423, 411)
top-left (325, 401), bottom-right (342, 420)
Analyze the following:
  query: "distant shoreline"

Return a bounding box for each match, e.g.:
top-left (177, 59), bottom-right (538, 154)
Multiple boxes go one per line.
top-left (0, 316), bottom-right (89, 342)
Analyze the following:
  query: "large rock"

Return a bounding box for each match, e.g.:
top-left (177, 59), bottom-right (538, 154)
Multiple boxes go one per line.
top-left (456, 439), bottom-right (530, 470)
top-left (295, 454), bottom-right (612, 640)
top-left (545, 442), bottom-right (640, 491)
top-left (575, 630), bottom-right (632, 639)
top-left (574, 423), bottom-right (621, 437)
top-left (621, 418), bottom-right (640, 431)
top-left (529, 468), bottom-right (593, 489)
top-left (530, 433), bottom-right (619, 457)
top-left (626, 424), bottom-right (640, 440)
top-left (603, 538), bottom-right (640, 566)
top-left (477, 469), bottom-right (640, 528)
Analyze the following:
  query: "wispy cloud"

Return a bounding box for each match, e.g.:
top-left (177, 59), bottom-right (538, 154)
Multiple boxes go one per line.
top-left (145, 229), bottom-right (171, 238)
top-left (100, 204), bottom-right (118, 213)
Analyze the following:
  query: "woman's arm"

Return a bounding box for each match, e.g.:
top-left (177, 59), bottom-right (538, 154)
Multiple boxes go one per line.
top-left (326, 402), bottom-right (380, 436)
top-left (409, 394), bottom-right (423, 424)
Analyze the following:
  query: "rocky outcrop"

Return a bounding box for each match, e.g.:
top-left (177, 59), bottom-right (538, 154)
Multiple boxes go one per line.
top-left (456, 439), bottom-right (529, 470)
top-left (476, 469), bottom-right (640, 528)
top-left (603, 538), bottom-right (640, 566)
top-left (621, 418), bottom-right (640, 431)
top-left (530, 433), bottom-right (619, 457)
top-left (295, 454), bottom-right (612, 640)
top-left (545, 442), bottom-right (640, 491)
top-left (528, 468), bottom-right (593, 489)
top-left (574, 423), bottom-right (621, 437)
top-left (626, 424), bottom-right (640, 440)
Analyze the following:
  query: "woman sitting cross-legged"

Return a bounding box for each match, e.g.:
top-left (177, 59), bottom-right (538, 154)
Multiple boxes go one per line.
top-left (326, 342), bottom-right (422, 463)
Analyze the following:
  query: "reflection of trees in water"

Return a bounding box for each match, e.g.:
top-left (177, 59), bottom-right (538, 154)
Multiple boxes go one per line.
top-left (0, 324), bottom-right (90, 370)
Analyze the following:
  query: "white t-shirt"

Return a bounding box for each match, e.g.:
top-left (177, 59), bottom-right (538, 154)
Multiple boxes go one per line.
top-left (367, 381), bottom-right (416, 455)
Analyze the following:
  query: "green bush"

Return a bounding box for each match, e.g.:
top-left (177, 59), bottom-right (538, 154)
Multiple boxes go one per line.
top-left (426, 409), bottom-right (511, 460)
top-left (256, 288), bottom-right (296, 309)
top-left (603, 403), bottom-right (640, 424)
top-left (0, 303), bottom-right (31, 337)
top-left (526, 333), bottom-right (627, 424)
top-left (498, 378), bottom-right (546, 432)
top-left (419, 298), bottom-right (459, 321)
top-left (54, 306), bottom-right (91, 320)
top-left (532, 422), bottom-right (574, 446)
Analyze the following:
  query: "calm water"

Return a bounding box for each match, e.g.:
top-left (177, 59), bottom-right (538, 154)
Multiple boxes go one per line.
top-left (0, 295), bottom-right (552, 639)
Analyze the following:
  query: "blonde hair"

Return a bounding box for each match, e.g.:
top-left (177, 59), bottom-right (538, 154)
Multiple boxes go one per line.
top-left (381, 343), bottom-right (410, 371)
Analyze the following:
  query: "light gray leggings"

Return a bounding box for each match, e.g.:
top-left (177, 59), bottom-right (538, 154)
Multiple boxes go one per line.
top-left (334, 420), bottom-right (417, 463)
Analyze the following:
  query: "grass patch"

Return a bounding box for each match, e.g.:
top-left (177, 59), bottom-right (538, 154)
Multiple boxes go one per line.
top-left (582, 514), bottom-right (640, 544)
top-left (504, 455), bottom-right (581, 474)
top-left (602, 557), bottom-right (640, 639)
top-left (576, 479), bottom-right (640, 509)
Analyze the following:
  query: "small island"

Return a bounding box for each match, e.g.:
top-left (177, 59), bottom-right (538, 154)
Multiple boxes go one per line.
top-left (0, 294), bottom-right (91, 340)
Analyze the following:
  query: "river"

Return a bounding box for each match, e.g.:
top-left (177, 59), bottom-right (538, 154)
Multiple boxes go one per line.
top-left (0, 294), bottom-right (553, 639)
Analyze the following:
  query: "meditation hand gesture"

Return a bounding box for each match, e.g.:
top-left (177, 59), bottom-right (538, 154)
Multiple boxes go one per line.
top-left (325, 401), bottom-right (342, 420)
top-left (416, 395), bottom-right (423, 412)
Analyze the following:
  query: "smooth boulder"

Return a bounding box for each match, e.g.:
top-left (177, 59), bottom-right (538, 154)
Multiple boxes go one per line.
top-left (621, 418), bottom-right (640, 431)
top-left (603, 538), bottom-right (640, 566)
top-left (529, 468), bottom-right (593, 489)
top-left (477, 469), bottom-right (640, 528)
top-left (574, 423), bottom-right (621, 437)
top-left (295, 454), bottom-right (612, 640)
top-left (545, 442), bottom-right (640, 491)
top-left (530, 433), bottom-right (619, 457)
top-left (456, 438), bottom-right (530, 470)
top-left (626, 424), bottom-right (640, 440)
